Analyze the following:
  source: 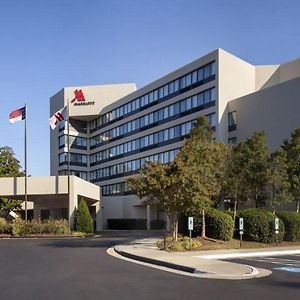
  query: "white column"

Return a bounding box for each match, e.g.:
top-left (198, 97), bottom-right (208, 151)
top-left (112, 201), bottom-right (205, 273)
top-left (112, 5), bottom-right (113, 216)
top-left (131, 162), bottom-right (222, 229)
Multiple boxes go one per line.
top-left (146, 205), bottom-right (151, 230)
top-left (68, 178), bottom-right (77, 230)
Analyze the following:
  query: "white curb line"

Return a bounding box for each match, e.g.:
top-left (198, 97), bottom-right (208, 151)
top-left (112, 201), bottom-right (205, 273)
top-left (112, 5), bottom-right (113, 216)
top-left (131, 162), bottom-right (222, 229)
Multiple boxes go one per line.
top-left (197, 249), bottom-right (300, 260)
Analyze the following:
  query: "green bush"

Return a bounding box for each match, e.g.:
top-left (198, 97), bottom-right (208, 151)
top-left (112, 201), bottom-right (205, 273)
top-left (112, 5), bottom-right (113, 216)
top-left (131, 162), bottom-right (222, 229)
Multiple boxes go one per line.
top-left (0, 218), bottom-right (11, 234)
top-left (276, 211), bottom-right (300, 242)
top-left (239, 208), bottom-right (284, 243)
top-left (75, 200), bottom-right (93, 234)
top-left (107, 219), bottom-right (147, 230)
top-left (205, 208), bottom-right (234, 241)
top-left (11, 219), bottom-right (69, 236)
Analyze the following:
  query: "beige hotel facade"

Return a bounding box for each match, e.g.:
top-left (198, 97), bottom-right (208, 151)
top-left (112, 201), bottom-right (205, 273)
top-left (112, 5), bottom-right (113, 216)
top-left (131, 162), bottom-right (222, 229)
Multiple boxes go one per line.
top-left (50, 48), bottom-right (300, 229)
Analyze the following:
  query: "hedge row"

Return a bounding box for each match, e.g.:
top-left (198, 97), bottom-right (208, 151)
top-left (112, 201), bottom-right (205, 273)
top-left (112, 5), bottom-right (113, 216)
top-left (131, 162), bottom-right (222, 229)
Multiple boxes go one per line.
top-left (238, 209), bottom-right (284, 243)
top-left (0, 219), bottom-right (69, 236)
top-left (276, 211), bottom-right (300, 242)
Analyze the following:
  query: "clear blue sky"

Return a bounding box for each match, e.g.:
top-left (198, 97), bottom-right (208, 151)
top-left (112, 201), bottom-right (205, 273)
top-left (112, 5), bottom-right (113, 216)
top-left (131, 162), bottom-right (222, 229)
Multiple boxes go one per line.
top-left (1, 0), bottom-right (300, 176)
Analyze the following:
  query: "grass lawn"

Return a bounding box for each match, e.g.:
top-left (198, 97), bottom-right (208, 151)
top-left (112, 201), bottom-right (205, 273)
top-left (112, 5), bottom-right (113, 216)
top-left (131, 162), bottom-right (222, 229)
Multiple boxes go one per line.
top-left (156, 236), bottom-right (300, 251)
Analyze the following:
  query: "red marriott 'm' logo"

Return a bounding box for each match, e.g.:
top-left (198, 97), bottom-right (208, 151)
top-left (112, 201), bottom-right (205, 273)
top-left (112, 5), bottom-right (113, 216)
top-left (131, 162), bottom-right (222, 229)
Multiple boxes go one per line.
top-left (71, 89), bottom-right (85, 103)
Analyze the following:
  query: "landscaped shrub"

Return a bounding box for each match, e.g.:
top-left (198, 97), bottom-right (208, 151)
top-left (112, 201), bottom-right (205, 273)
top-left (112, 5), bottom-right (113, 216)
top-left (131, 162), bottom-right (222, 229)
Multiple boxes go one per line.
top-left (150, 219), bottom-right (166, 230)
top-left (11, 219), bottom-right (69, 236)
top-left (276, 211), bottom-right (300, 242)
top-left (239, 208), bottom-right (284, 243)
top-left (75, 200), bottom-right (93, 234)
top-left (205, 208), bottom-right (235, 241)
top-left (0, 218), bottom-right (12, 234)
top-left (107, 219), bottom-right (147, 230)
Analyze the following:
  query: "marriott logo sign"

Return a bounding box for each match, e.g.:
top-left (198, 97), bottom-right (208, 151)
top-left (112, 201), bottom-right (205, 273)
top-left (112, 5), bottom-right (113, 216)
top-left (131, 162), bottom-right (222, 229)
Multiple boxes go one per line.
top-left (71, 89), bottom-right (95, 106)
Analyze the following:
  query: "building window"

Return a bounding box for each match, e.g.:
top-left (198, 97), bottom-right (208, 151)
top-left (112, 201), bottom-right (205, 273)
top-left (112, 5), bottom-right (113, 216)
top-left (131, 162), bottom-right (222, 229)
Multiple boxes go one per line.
top-left (228, 111), bottom-right (237, 131)
top-left (89, 61), bottom-right (216, 132)
top-left (228, 137), bottom-right (237, 145)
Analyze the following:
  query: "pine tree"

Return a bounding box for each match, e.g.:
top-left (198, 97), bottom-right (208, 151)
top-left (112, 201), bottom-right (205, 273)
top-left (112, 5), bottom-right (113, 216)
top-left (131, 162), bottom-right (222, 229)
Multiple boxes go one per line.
top-left (75, 200), bottom-right (93, 233)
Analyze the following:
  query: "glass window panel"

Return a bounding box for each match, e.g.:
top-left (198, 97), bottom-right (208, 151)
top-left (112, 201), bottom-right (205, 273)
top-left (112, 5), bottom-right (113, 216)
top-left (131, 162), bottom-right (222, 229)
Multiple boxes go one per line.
top-left (153, 111), bottom-right (159, 122)
top-left (153, 89), bottom-right (158, 101)
top-left (163, 106), bottom-right (169, 119)
top-left (180, 100), bottom-right (186, 112)
top-left (186, 73), bottom-right (192, 86)
top-left (197, 68), bottom-right (204, 81)
top-left (149, 92), bottom-right (154, 103)
top-left (163, 129), bottom-right (169, 141)
top-left (169, 104), bottom-right (174, 117)
top-left (169, 82), bottom-right (175, 94)
top-left (211, 62), bottom-right (216, 75)
top-left (192, 95), bottom-right (198, 108)
top-left (204, 90), bottom-right (211, 103)
top-left (192, 71), bottom-right (198, 83)
top-left (169, 127), bottom-right (175, 139)
top-left (180, 77), bottom-right (186, 89)
top-left (198, 93), bottom-right (204, 106)
top-left (163, 85), bottom-right (168, 96)
top-left (186, 97), bottom-right (192, 110)
top-left (174, 102), bottom-right (180, 115)
top-left (158, 109), bottom-right (164, 121)
top-left (149, 112), bottom-right (154, 124)
top-left (211, 88), bottom-right (216, 101)
top-left (204, 65), bottom-right (211, 78)
top-left (174, 79), bottom-right (180, 91)
top-left (159, 87), bottom-right (164, 98)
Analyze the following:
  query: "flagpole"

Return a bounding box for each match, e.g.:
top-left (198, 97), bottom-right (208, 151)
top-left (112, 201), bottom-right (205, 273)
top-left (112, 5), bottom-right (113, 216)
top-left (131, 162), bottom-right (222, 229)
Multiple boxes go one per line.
top-left (24, 101), bottom-right (28, 223)
top-left (67, 100), bottom-right (71, 232)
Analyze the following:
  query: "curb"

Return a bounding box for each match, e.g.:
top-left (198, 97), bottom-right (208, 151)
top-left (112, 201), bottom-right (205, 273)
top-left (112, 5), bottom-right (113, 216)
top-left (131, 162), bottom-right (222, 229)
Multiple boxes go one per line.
top-left (114, 246), bottom-right (207, 274)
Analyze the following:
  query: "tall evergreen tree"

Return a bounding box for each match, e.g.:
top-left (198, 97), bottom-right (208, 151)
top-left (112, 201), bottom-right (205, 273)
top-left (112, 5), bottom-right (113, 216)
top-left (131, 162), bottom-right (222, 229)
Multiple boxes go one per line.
top-left (265, 149), bottom-right (292, 213)
top-left (176, 116), bottom-right (229, 237)
top-left (282, 128), bottom-right (300, 213)
top-left (240, 132), bottom-right (270, 208)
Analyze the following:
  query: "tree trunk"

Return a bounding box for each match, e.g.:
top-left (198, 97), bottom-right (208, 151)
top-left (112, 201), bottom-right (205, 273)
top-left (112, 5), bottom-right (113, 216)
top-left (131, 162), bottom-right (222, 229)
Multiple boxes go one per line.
top-left (296, 199), bottom-right (300, 213)
top-left (201, 209), bottom-right (206, 238)
top-left (233, 198), bottom-right (237, 222)
top-left (169, 211), bottom-right (178, 241)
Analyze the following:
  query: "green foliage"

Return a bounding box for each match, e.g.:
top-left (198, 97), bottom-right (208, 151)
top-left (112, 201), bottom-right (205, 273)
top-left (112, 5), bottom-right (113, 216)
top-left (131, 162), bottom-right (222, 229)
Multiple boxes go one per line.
top-left (0, 218), bottom-right (12, 234)
top-left (11, 219), bottom-right (69, 236)
top-left (282, 128), bottom-right (300, 212)
top-left (205, 208), bottom-right (234, 241)
top-left (238, 132), bottom-right (270, 208)
top-left (239, 208), bottom-right (284, 243)
top-left (0, 147), bottom-right (24, 217)
top-left (276, 211), bottom-right (300, 241)
top-left (156, 236), bottom-right (202, 251)
top-left (127, 160), bottom-right (184, 240)
top-left (176, 116), bottom-right (229, 215)
top-left (265, 150), bottom-right (292, 212)
top-left (107, 219), bottom-right (147, 230)
top-left (75, 200), bottom-right (93, 233)
top-left (0, 146), bottom-right (24, 177)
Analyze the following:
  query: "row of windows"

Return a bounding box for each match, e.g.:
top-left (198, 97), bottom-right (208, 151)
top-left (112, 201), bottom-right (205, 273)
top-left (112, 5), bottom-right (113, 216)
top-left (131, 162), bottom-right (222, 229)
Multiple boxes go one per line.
top-left (90, 87), bottom-right (216, 148)
top-left (90, 113), bottom-right (215, 165)
top-left (102, 182), bottom-right (131, 196)
top-left (90, 148), bottom-right (181, 182)
top-left (59, 135), bottom-right (87, 149)
top-left (59, 153), bottom-right (88, 165)
top-left (90, 61), bottom-right (216, 131)
top-left (58, 169), bottom-right (88, 180)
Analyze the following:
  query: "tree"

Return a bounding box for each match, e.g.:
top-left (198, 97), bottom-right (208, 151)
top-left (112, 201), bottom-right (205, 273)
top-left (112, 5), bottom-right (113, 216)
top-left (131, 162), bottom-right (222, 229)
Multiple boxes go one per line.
top-left (0, 147), bottom-right (24, 217)
top-left (221, 143), bottom-right (248, 221)
top-left (127, 161), bottom-right (184, 241)
top-left (265, 150), bottom-right (292, 213)
top-left (176, 116), bottom-right (229, 237)
top-left (75, 200), bottom-right (93, 233)
top-left (282, 128), bottom-right (300, 213)
top-left (239, 132), bottom-right (270, 208)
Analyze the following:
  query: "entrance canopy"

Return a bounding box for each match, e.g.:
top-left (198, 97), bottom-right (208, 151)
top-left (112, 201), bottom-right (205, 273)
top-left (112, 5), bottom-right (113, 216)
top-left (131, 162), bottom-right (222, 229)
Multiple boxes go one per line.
top-left (0, 175), bottom-right (101, 230)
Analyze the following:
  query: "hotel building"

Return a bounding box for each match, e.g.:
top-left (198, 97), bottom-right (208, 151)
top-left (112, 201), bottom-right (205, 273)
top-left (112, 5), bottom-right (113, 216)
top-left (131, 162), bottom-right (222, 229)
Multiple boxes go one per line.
top-left (50, 48), bottom-right (300, 229)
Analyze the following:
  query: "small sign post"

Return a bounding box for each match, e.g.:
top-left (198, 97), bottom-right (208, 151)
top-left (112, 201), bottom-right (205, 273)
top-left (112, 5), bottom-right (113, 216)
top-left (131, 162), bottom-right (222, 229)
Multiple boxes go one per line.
top-left (188, 217), bottom-right (193, 250)
top-left (239, 218), bottom-right (244, 248)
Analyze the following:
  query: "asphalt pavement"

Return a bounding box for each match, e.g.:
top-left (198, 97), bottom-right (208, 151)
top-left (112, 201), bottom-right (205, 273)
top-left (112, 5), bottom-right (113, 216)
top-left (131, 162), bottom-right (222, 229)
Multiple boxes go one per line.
top-left (0, 237), bottom-right (299, 300)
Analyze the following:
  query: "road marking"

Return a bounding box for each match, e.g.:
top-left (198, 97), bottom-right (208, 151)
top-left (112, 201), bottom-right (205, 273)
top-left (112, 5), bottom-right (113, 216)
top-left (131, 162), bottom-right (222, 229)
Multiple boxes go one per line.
top-left (197, 250), bottom-right (300, 260)
top-left (274, 266), bottom-right (300, 273)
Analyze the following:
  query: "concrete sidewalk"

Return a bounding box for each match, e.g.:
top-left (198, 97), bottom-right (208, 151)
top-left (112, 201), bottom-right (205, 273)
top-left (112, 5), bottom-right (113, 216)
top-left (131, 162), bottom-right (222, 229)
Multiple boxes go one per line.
top-left (112, 238), bottom-right (298, 280)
